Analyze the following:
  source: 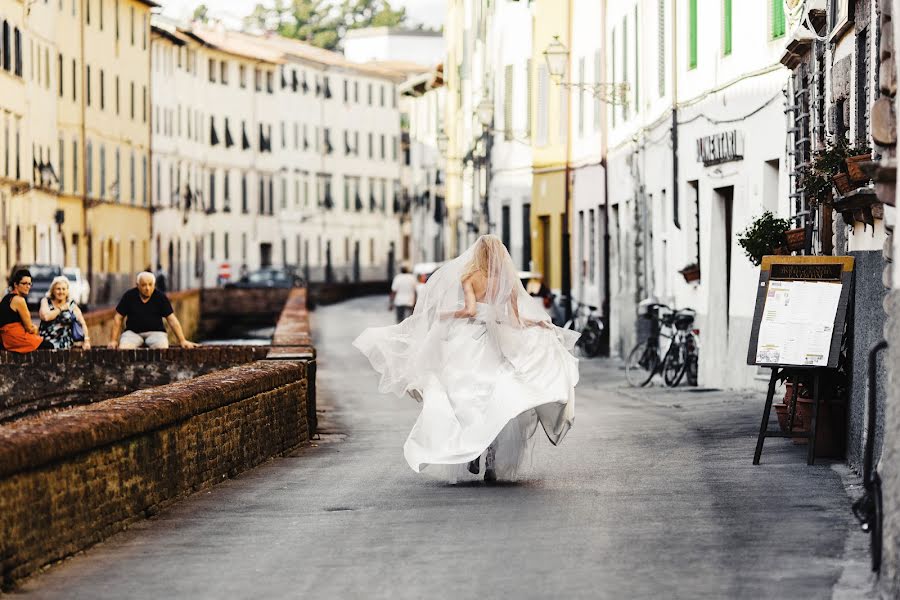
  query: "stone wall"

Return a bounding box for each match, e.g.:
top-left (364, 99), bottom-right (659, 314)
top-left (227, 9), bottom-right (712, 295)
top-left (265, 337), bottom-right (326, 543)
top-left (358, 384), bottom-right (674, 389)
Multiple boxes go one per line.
top-left (881, 291), bottom-right (900, 595)
top-left (83, 289), bottom-right (201, 346)
top-left (846, 251), bottom-right (889, 469)
top-left (0, 360), bottom-right (310, 590)
top-left (308, 280), bottom-right (389, 307)
top-left (0, 346), bottom-right (269, 422)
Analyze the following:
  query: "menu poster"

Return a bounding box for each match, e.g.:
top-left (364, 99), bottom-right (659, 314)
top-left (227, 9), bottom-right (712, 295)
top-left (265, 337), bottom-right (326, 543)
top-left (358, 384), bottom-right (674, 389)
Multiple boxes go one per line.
top-left (755, 280), bottom-right (843, 367)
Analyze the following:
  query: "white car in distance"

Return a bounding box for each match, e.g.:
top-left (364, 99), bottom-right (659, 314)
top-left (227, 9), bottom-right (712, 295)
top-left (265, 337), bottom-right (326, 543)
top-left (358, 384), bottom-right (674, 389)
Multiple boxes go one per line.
top-left (63, 267), bottom-right (91, 310)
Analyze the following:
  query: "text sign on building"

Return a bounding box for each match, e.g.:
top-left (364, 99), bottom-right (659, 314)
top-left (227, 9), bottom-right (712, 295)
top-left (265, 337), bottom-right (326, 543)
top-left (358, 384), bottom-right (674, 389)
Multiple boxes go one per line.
top-left (696, 130), bottom-right (744, 166)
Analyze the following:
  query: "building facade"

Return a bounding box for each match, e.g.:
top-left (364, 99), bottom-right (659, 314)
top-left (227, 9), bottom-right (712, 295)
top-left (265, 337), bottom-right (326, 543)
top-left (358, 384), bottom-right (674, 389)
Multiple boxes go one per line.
top-left (150, 22), bottom-right (405, 287)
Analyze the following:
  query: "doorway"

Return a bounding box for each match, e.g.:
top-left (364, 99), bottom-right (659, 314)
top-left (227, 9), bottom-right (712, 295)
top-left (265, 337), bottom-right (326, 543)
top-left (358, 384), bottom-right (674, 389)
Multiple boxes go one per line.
top-left (260, 243), bottom-right (273, 268)
top-left (539, 215), bottom-right (551, 285)
top-left (713, 185), bottom-right (734, 335)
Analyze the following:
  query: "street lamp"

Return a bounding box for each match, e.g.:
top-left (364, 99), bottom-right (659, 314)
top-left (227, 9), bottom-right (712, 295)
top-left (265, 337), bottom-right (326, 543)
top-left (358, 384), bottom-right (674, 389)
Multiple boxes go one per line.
top-left (475, 96), bottom-right (494, 128)
top-left (543, 35), bottom-right (630, 105)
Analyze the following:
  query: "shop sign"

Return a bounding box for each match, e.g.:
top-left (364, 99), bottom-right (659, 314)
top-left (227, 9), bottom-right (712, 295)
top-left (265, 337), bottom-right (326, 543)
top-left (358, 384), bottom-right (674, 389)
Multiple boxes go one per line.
top-left (696, 130), bottom-right (744, 166)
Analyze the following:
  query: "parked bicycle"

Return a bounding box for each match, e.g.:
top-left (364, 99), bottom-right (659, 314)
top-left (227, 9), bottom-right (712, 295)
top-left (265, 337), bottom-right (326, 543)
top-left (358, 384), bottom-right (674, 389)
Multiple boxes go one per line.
top-left (562, 299), bottom-right (604, 358)
top-left (625, 303), bottom-right (699, 387)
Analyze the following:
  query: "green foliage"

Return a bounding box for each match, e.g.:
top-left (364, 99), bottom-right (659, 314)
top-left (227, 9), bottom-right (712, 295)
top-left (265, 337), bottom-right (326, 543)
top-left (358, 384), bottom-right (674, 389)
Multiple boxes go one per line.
top-left (737, 211), bottom-right (791, 266)
top-left (244, 0), bottom-right (407, 50)
top-left (192, 4), bottom-right (210, 22)
top-left (799, 142), bottom-right (872, 204)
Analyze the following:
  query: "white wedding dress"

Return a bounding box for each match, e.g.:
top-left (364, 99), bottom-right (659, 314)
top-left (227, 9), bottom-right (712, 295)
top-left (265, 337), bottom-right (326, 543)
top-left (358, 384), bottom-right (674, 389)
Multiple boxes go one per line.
top-left (354, 235), bottom-right (579, 481)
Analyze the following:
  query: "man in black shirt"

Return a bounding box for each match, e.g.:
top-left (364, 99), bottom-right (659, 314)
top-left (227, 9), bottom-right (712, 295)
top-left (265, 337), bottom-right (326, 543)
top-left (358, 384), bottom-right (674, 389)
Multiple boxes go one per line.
top-left (109, 272), bottom-right (198, 349)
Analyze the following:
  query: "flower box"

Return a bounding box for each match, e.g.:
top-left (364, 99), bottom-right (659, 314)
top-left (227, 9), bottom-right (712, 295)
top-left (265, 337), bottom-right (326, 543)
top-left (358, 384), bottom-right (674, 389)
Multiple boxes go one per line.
top-left (785, 227), bottom-right (806, 252)
top-left (832, 172), bottom-right (853, 195)
top-left (679, 264), bottom-right (701, 283)
top-left (846, 154), bottom-right (873, 183)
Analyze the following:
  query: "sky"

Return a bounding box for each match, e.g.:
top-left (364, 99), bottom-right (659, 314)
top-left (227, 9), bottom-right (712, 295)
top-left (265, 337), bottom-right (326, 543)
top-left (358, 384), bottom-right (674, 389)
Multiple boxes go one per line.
top-left (158, 0), bottom-right (447, 30)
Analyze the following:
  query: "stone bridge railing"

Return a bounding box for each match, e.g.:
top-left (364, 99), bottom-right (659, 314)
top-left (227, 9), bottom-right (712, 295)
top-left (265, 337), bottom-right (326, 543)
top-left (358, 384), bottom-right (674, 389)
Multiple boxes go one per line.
top-left (0, 285), bottom-right (315, 590)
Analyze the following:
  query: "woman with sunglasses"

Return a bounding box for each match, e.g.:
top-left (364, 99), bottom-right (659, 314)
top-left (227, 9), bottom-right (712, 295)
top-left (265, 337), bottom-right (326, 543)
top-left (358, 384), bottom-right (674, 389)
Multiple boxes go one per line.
top-left (1, 269), bottom-right (52, 352)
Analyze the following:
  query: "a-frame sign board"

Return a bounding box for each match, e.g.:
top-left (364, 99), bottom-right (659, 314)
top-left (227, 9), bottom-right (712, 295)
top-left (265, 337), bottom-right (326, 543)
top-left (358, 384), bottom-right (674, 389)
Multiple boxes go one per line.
top-left (746, 255), bottom-right (855, 465)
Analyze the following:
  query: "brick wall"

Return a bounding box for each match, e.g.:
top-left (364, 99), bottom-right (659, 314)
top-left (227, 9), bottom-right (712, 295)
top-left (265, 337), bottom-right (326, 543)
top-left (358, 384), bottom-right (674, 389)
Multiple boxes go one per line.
top-left (83, 289), bottom-right (201, 346)
top-left (0, 346), bottom-right (269, 422)
top-left (201, 287), bottom-right (292, 318)
top-left (0, 360), bottom-right (309, 590)
top-left (267, 288), bottom-right (317, 436)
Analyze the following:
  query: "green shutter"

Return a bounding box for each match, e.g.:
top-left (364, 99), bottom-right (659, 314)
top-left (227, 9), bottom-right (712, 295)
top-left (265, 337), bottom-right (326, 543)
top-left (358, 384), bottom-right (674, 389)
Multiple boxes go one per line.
top-left (772, 0), bottom-right (785, 39)
top-left (723, 0), bottom-right (732, 55)
top-left (689, 0), bottom-right (698, 70)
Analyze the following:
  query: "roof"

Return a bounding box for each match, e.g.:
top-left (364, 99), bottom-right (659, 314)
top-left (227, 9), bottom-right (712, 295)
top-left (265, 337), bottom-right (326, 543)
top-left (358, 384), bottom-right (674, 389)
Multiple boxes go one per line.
top-left (399, 63), bottom-right (444, 96)
top-left (190, 25), bottom-right (285, 64)
top-left (250, 34), bottom-right (408, 81)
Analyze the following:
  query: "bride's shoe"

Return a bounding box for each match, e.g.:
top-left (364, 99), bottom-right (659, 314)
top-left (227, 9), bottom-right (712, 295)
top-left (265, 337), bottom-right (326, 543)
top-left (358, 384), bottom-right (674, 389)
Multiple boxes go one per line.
top-left (467, 456), bottom-right (480, 475)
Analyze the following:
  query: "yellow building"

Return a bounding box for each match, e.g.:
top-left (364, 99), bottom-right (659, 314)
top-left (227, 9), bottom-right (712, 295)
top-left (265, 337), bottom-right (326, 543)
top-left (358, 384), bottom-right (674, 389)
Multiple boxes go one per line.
top-left (0, 0), bottom-right (155, 300)
top-left (443, 0), bottom-right (466, 258)
top-left (530, 0), bottom-right (572, 291)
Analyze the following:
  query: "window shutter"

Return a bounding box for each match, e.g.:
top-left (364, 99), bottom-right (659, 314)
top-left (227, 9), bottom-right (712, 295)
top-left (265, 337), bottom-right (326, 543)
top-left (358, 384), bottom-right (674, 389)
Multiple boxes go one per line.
top-left (723, 0), bottom-right (732, 55)
top-left (658, 0), bottom-right (665, 97)
top-left (771, 0), bottom-right (785, 39)
top-left (525, 58), bottom-right (533, 139)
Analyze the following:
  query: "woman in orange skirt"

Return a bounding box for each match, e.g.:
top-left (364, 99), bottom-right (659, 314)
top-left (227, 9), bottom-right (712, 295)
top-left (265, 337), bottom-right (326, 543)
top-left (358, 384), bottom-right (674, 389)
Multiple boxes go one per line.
top-left (1, 269), bottom-right (52, 353)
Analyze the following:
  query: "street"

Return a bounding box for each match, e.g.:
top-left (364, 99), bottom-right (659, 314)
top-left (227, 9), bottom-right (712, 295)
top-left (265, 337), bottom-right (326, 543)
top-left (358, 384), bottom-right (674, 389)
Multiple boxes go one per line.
top-left (18, 296), bottom-right (871, 599)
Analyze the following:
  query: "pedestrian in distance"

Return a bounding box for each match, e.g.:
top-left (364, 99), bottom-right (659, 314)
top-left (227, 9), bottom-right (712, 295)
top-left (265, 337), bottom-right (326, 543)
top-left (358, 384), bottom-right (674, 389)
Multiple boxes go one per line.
top-left (389, 264), bottom-right (417, 323)
top-left (0, 269), bottom-right (54, 352)
top-left (108, 272), bottom-right (198, 349)
top-left (38, 276), bottom-right (91, 349)
top-left (154, 264), bottom-right (168, 293)
top-left (355, 235), bottom-right (580, 483)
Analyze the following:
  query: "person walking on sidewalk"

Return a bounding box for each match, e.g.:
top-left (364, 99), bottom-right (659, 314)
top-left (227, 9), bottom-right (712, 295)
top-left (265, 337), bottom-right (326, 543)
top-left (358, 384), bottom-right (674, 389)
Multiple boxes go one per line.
top-left (108, 272), bottom-right (198, 349)
top-left (389, 265), bottom-right (417, 323)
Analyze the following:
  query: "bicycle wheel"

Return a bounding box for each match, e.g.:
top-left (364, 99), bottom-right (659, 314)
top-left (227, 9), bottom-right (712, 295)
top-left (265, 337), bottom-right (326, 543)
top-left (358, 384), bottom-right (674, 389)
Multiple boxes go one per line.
top-left (663, 341), bottom-right (687, 387)
top-left (580, 322), bottom-right (602, 358)
top-left (685, 332), bottom-right (699, 386)
top-left (625, 342), bottom-right (658, 387)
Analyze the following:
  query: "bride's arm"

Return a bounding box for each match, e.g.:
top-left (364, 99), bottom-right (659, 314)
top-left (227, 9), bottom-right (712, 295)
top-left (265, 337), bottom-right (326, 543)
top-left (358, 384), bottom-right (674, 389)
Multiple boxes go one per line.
top-left (452, 279), bottom-right (477, 318)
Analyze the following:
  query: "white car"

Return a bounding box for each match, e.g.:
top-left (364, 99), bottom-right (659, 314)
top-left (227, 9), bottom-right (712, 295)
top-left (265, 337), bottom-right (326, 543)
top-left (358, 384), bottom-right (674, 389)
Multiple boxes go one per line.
top-left (63, 267), bottom-right (91, 309)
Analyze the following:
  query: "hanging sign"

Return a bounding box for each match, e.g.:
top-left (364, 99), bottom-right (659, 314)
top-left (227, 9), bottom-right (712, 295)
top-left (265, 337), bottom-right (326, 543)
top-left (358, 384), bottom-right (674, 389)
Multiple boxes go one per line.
top-left (696, 130), bottom-right (745, 166)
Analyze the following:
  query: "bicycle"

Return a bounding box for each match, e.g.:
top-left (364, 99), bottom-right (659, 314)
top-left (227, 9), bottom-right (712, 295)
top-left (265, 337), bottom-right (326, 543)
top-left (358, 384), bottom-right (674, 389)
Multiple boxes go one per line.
top-left (661, 309), bottom-right (699, 387)
top-left (625, 303), bottom-right (675, 387)
top-left (563, 300), bottom-right (604, 358)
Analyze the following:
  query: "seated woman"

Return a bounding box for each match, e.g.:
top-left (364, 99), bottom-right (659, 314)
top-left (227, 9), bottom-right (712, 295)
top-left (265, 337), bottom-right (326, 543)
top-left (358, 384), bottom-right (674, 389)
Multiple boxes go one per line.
top-left (39, 275), bottom-right (92, 349)
top-left (0, 269), bottom-right (53, 353)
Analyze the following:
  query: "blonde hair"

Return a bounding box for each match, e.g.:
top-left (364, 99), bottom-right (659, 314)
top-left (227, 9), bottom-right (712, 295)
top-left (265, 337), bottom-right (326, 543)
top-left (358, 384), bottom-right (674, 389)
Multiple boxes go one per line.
top-left (46, 276), bottom-right (71, 303)
top-left (461, 235), bottom-right (506, 283)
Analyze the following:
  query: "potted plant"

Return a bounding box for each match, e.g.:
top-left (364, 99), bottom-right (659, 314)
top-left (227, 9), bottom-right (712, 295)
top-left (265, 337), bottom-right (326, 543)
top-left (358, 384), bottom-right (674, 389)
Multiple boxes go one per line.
top-left (679, 263), bottom-right (701, 283)
top-left (737, 211), bottom-right (791, 266)
top-left (846, 151), bottom-right (873, 183)
top-left (799, 142), bottom-right (872, 204)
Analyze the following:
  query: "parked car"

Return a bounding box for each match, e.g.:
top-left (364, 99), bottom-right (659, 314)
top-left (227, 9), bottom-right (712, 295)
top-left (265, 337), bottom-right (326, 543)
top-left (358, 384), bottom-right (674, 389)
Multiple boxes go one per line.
top-left (226, 267), bottom-right (297, 289)
top-left (9, 264), bottom-right (62, 310)
top-left (63, 267), bottom-right (90, 309)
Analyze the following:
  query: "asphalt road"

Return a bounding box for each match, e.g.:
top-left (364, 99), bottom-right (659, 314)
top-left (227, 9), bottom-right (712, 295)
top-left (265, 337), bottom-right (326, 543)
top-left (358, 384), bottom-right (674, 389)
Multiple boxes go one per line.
top-left (19, 297), bottom-right (872, 599)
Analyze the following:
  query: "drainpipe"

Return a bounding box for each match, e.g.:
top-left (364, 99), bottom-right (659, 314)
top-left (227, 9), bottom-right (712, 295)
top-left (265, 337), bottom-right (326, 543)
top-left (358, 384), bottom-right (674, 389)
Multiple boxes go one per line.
top-left (600, 0), bottom-right (611, 355)
top-left (561, 0), bottom-right (574, 323)
top-left (80, 0), bottom-right (91, 303)
top-left (671, 0), bottom-right (679, 281)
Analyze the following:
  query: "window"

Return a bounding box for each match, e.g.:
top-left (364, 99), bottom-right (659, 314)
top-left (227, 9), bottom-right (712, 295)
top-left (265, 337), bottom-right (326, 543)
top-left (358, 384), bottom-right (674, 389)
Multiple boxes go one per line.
top-left (130, 81), bottom-right (134, 119)
top-left (239, 64), bottom-right (246, 88)
top-left (771, 0), bottom-right (785, 39)
top-left (241, 173), bottom-right (248, 213)
top-left (688, 0), bottom-right (697, 69)
top-left (380, 134), bottom-right (385, 160)
top-left (208, 170), bottom-right (216, 212)
top-left (220, 60), bottom-right (227, 84)
top-left (380, 84), bottom-right (385, 107)
top-left (72, 59), bottom-right (76, 101)
top-left (344, 79), bottom-right (349, 102)
top-left (100, 70), bottom-right (105, 109)
top-left (86, 140), bottom-right (93, 195)
top-left (224, 232), bottom-right (230, 260)
top-left (99, 0), bottom-right (104, 29)
top-left (86, 65), bottom-right (91, 106)
top-left (58, 137), bottom-right (65, 191)
top-left (115, 0), bottom-right (119, 39)
top-left (129, 151), bottom-right (134, 203)
top-left (130, 6), bottom-right (134, 46)
top-left (58, 53), bottom-right (63, 96)
top-left (209, 58), bottom-right (216, 83)
top-left (114, 147), bottom-right (120, 201)
top-left (723, 0), bottom-right (732, 55)
top-left (367, 83), bottom-right (372, 105)
top-left (266, 71), bottom-right (273, 93)
top-left (142, 86), bottom-right (147, 122)
top-left (72, 140), bottom-right (78, 192)
top-left (210, 232), bottom-right (215, 260)
top-left (368, 133), bottom-right (373, 159)
top-left (99, 145), bottom-right (106, 198)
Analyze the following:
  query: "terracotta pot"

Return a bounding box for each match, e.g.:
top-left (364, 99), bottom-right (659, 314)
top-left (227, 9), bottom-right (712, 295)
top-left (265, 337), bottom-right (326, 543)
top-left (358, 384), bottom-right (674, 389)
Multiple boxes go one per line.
top-left (679, 264), bottom-right (701, 283)
top-left (846, 154), bottom-right (872, 183)
top-left (774, 403), bottom-right (790, 433)
top-left (772, 246), bottom-right (788, 256)
top-left (832, 172), bottom-right (853, 195)
top-left (785, 227), bottom-right (806, 251)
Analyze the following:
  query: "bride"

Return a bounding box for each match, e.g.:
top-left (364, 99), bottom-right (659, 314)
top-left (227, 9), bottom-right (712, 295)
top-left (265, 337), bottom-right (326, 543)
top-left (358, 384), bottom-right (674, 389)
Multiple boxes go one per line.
top-left (354, 235), bottom-right (580, 482)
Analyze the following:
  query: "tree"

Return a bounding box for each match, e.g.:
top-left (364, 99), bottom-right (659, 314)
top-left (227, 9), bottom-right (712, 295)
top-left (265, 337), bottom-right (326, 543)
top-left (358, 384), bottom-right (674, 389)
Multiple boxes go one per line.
top-left (192, 3), bottom-right (210, 22)
top-left (241, 0), bottom-right (407, 50)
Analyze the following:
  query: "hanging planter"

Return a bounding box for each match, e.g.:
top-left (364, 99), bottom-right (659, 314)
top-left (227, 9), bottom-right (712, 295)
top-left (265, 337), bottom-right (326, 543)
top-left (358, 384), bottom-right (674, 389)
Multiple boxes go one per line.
top-left (679, 263), bottom-right (701, 283)
top-left (846, 153), bottom-right (873, 184)
top-left (785, 227), bottom-right (806, 251)
top-left (832, 172), bottom-right (853, 196)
